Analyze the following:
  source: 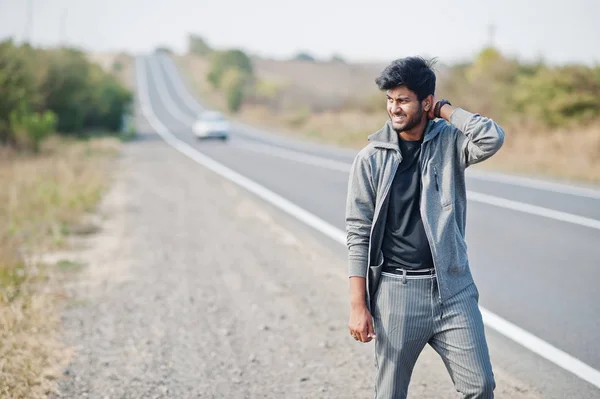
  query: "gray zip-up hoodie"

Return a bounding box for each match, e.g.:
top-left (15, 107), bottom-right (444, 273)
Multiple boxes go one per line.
top-left (345, 108), bottom-right (505, 310)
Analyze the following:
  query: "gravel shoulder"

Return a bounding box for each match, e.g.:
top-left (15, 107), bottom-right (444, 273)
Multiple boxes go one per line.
top-left (52, 123), bottom-right (542, 398)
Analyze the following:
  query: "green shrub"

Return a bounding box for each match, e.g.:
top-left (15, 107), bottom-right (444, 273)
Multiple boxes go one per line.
top-left (207, 49), bottom-right (253, 89)
top-left (9, 105), bottom-right (57, 152)
top-left (0, 41), bottom-right (132, 145)
top-left (222, 68), bottom-right (247, 113)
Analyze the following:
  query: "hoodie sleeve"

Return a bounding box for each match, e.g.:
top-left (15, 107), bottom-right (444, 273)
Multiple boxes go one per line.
top-left (451, 108), bottom-right (506, 169)
top-left (345, 152), bottom-right (376, 278)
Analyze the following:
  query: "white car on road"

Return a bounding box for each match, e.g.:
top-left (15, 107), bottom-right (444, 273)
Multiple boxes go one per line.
top-left (192, 111), bottom-right (230, 140)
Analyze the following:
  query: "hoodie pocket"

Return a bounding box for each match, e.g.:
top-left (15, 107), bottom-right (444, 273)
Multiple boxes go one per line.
top-left (433, 166), bottom-right (452, 209)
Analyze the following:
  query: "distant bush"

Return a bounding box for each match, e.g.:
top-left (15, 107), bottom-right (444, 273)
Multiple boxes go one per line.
top-left (188, 34), bottom-right (213, 56)
top-left (84, 69), bottom-right (133, 131)
top-left (293, 52), bottom-right (315, 62)
top-left (330, 54), bottom-right (346, 64)
top-left (0, 40), bottom-right (132, 147)
top-left (512, 65), bottom-right (600, 127)
top-left (207, 49), bottom-right (253, 89)
top-left (205, 49), bottom-right (254, 113)
top-left (9, 103), bottom-right (57, 152)
top-left (222, 68), bottom-right (246, 113)
top-left (437, 47), bottom-right (600, 129)
top-left (0, 40), bottom-right (38, 145)
top-left (112, 60), bottom-right (123, 72)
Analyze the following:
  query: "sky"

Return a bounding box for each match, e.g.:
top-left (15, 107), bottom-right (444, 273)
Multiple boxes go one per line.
top-left (0, 0), bottom-right (598, 65)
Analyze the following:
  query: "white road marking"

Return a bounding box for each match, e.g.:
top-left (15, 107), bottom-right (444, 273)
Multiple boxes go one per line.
top-left (466, 169), bottom-right (600, 200)
top-left (157, 54), bottom-right (204, 114)
top-left (232, 140), bottom-right (351, 173)
top-left (480, 309), bottom-right (600, 390)
top-left (467, 191), bottom-right (600, 230)
top-left (146, 56), bottom-right (195, 125)
top-left (234, 137), bottom-right (600, 231)
top-left (137, 55), bottom-right (600, 390)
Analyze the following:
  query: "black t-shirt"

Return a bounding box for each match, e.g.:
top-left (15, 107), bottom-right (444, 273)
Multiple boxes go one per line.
top-left (381, 137), bottom-right (435, 270)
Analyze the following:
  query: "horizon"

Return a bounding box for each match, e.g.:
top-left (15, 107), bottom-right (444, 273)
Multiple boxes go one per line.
top-left (1, 0), bottom-right (599, 66)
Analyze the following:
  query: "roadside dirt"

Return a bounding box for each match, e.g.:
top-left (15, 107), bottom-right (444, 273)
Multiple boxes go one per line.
top-left (52, 127), bottom-right (541, 398)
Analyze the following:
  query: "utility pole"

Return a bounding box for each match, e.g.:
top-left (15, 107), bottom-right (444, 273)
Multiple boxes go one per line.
top-left (60, 9), bottom-right (67, 46)
top-left (23, 0), bottom-right (33, 43)
top-left (488, 22), bottom-right (496, 48)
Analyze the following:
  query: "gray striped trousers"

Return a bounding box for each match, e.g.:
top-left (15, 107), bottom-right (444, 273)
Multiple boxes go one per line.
top-left (372, 272), bottom-right (495, 399)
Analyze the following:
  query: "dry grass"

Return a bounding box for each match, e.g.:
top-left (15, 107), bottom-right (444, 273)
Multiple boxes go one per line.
top-left (0, 293), bottom-right (73, 399)
top-left (175, 54), bottom-right (600, 184)
top-left (253, 57), bottom-right (384, 95)
top-left (252, 57), bottom-right (385, 111)
top-left (0, 136), bottom-right (120, 398)
top-left (481, 125), bottom-right (600, 183)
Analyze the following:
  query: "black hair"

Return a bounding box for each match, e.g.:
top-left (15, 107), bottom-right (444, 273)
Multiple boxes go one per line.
top-left (375, 56), bottom-right (437, 100)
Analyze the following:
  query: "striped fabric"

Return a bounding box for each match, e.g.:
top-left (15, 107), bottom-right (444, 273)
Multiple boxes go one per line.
top-left (372, 274), bottom-right (495, 398)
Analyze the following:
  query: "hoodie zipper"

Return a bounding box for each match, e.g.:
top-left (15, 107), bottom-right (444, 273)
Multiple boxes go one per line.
top-left (371, 151), bottom-right (401, 235)
top-left (419, 143), bottom-right (444, 316)
top-left (433, 166), bottom-right (440, 192)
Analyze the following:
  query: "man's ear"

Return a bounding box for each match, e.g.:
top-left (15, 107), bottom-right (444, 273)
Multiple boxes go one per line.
top-left (423, 95), bottom-right (434, 112)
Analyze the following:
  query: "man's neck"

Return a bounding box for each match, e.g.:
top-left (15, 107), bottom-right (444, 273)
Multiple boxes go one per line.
top-left (398, 118), bottom-right (427, 142)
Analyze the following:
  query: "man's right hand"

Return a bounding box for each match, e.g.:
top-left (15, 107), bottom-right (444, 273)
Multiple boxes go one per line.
top-left (348, 303), bottom-right (376, 343)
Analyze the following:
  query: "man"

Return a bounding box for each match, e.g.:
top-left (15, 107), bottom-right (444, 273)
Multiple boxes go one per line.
top-left (345, 56), bottom-right (505, 399)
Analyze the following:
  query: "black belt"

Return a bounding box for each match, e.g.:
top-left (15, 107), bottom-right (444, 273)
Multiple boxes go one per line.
top-left (382, 266), bottom-right (436, 276)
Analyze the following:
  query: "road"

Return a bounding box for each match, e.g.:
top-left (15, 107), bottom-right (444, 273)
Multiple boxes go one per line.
top-left (137, 53), bottom-right (600, 397)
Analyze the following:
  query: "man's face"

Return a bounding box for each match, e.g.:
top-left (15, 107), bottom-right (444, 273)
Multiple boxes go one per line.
top-left (386, 86), bottom-right (424, 132)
